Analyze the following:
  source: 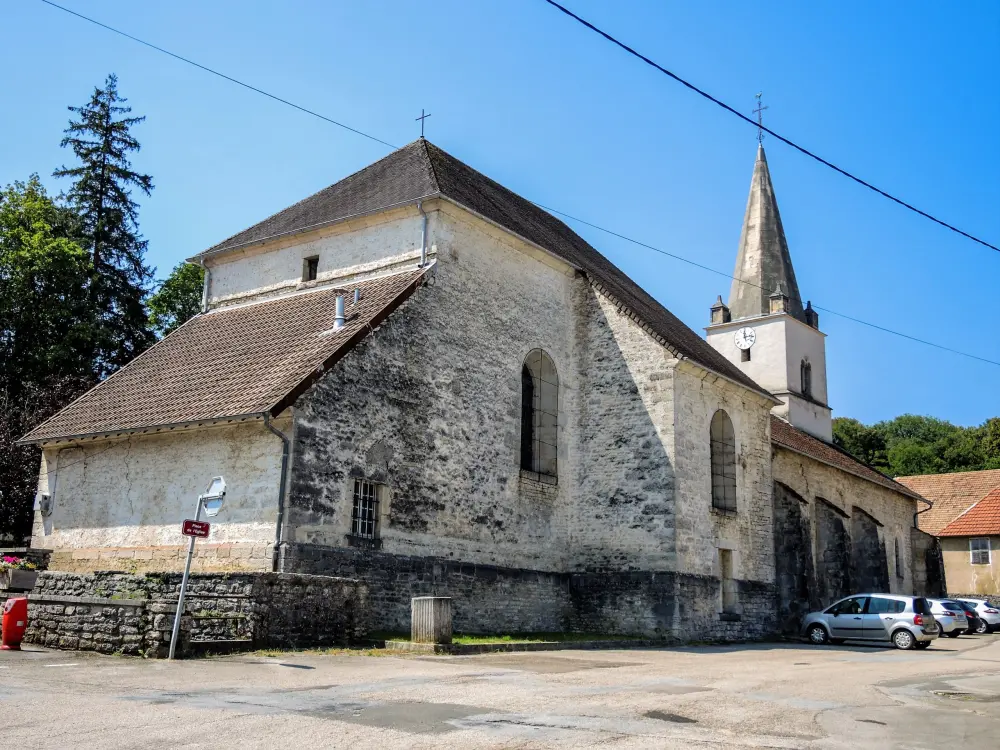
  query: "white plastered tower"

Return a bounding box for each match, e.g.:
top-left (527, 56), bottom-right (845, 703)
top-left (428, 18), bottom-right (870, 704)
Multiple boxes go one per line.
top-left (706, 145), bottom-right (833, 441)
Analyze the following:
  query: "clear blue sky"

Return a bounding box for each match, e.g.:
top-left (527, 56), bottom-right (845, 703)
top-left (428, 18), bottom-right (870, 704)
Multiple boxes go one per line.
top-left (3, 1), bottom-right (998, 427)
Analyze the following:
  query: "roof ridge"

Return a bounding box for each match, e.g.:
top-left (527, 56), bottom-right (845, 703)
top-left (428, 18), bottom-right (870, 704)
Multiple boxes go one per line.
top-left (939, 488), bottom-right (1000, 535)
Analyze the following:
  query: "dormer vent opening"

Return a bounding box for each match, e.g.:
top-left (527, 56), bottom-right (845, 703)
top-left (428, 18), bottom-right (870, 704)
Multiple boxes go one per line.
top-left (334, 295), bottom-right (346, 329)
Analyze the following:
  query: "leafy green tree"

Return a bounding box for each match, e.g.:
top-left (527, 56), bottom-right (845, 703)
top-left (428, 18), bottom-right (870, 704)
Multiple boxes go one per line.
top-left (832, 418), bottom-right (888, 469)
top-left (148, 262), bottom-right (204, 337)
top-left (54, 73), bottom-right (155, 377)
top-left (0, 177), bottom-right (96, 542)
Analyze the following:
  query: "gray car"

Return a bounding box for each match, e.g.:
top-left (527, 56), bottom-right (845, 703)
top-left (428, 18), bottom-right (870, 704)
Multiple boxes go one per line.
top-left (957, 598), bottom-right (1000, 633)
top-left (801, 594), bottom-right (938, 650)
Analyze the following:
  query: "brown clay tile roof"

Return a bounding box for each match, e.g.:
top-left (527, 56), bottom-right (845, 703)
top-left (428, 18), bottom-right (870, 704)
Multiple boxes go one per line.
top-left (200, 139), bottom-right (766, 397)
top-left (896, 469), bottom-right (1000, 535)
top-left (20, 270), bottom-right (427, 443)
top-left (770, 416), bottom-right (923, 501)
top-left (939, 488), bottom-right (1000, 537)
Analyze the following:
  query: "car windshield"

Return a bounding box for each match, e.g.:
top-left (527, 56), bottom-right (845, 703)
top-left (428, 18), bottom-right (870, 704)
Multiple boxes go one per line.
top-left (913, 598), bottom-right (932, 615)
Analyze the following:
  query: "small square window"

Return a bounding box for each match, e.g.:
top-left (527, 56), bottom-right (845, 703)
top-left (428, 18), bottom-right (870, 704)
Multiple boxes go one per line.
top-left (303, 256), bottom-right (319, 282)
top-left (970, 538), bottom-right (991, 566)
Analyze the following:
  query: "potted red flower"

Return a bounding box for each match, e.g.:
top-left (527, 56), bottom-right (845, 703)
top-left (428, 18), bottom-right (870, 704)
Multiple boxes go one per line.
top-left (0, 556), bottom-right (38, 591)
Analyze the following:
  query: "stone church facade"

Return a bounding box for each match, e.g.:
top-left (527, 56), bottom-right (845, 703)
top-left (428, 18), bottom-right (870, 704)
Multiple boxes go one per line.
top-left (22, 139), bottom-right (937, 638)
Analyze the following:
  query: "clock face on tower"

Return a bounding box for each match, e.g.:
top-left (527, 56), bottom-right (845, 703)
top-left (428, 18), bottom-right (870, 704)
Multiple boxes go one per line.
top-left (734, 327), bottom-right (756, 350)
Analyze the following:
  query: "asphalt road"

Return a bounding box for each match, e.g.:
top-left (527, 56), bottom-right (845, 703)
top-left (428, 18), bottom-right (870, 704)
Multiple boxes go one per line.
top-left (2, 635), bottom-right (998, 748)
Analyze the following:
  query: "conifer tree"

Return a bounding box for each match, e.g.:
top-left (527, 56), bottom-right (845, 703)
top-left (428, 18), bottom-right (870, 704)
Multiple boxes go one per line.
top-left (54, 74), bottom-right (155, 376)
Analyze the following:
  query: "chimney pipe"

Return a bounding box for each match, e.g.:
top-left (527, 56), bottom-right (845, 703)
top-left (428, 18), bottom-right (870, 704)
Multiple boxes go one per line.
top-left (334, 295), bottom-right (345, 328)
top-left (353, 289), bottom-right (360, 304)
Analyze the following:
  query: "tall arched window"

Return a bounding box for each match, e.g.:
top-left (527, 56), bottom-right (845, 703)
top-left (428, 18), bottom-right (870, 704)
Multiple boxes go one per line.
top-left (710, 410), bottom-right (737, 512)
top-left (801, 359), bottom-right (813, 399)
top-left (521, 349), bottom-right (558, 479)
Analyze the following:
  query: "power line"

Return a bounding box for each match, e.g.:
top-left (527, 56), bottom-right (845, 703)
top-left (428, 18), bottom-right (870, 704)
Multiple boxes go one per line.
top-left (537, 202), bottom-right (1000, 367)
top-left (38, 0), bottom-right (399, 150)
top-left (38, 0), bottom-right (999, 368)
top-left (541, 0), bottom-right (999, 254)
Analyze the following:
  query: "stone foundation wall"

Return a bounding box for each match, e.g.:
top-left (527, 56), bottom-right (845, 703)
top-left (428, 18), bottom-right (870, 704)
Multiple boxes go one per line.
top-left (282, 543), bottom-right (776, 640)
top-left (23, 570), bottom-right (367, 653)
top-left (0, 593), bottom-right (189, 658)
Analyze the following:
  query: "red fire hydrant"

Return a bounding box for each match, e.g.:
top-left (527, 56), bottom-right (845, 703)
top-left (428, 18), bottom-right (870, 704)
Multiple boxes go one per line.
top-left (1, 597), bottom-right (28, 650)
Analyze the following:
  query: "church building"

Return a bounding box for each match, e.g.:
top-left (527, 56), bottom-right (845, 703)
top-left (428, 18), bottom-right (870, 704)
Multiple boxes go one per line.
top-left (22, 138), bottom-right (940, 638)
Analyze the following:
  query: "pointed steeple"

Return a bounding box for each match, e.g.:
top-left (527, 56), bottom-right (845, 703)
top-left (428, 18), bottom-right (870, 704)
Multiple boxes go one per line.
top-left (728, 145), bottom-right (805, 322)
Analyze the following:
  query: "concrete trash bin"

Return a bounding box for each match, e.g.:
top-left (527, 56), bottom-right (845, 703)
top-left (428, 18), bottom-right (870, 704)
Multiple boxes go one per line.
top-left (411, 597), bottom-right (452, 644)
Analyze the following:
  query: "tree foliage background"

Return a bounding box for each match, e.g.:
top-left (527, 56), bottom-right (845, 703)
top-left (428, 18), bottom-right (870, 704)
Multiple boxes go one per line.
top-left (0, 75), bottom-right (202, 543)
top-left (833, 414), bottom-right (1000, 477)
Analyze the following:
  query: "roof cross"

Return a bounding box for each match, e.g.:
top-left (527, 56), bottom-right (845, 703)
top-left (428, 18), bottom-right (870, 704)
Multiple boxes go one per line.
top-left (753, 93), bottom-right (768, 145)
top-left (416, 109), bottom-right (432, 139)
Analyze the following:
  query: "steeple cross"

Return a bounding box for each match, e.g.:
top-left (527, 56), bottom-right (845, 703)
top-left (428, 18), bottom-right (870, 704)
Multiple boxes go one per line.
top-left (416, 109), bottom-right (432, 138)
top-left (753, 93), bottom-right (768, 144)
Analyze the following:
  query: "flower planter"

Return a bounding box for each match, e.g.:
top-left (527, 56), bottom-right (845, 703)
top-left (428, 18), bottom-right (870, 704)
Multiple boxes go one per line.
top-left (0, 569), bottom-right (38, 591)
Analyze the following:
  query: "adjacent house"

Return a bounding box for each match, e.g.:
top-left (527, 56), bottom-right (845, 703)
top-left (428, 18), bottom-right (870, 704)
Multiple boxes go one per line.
top-left (899, 470), bottom-right (1000, 596)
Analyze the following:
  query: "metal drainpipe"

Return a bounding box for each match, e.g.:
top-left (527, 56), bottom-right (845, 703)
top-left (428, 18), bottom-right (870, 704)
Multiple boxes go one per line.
top-left (914, 496), bottom-right (933, 529)
top-left (417, 200), bottom-right (428, 267)
top-left (198, 258), bottom-right (211, 313)
top-left (263, 413), bottom-right (291, 572)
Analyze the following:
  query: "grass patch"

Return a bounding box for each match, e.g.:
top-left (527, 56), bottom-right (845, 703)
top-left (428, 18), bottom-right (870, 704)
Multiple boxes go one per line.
top-left (387, 632), bottom-right (644, 645)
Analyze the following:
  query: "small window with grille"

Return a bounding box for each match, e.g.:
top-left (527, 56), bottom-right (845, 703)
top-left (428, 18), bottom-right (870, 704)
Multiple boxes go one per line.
top-left (351, 479), bottom-right (381, 540)
top-left (970, 538), bottom-right (991, 566)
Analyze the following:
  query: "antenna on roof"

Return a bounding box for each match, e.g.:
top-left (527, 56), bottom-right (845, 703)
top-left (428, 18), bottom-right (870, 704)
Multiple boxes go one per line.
top-left (416, 109), bottom-right (432, 139)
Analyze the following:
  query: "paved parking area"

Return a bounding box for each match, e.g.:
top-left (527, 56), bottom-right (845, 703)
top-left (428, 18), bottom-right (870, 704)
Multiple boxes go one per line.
top-left (2, 635), bottom-right (999, 748)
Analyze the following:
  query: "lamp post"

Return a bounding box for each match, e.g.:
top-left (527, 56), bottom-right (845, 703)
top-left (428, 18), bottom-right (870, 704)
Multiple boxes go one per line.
top-left (168, 476), bottom-right (226, 660)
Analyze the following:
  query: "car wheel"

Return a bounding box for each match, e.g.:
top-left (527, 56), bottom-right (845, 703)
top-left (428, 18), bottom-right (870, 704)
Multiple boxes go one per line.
top-left (946, 630), bottom-right (961, 638)
top-left (892, 629), bottom-right (916, 650)
top-left (915, 641), bottom-right (931, 650)
top-left (974, 622), bottom-right (988, 634)
top-left (806, 624), bottom-right (829, 645)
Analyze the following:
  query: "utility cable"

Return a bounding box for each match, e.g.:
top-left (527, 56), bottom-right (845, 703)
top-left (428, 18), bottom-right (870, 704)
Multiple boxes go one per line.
top-left (38, 0), bottom-right (399, 150)
top-left (537, 202), bottom-right (1000, 367)
top-left (541, 0), bottom-right (999, 254)
top-left (37, 0), bottom-right (999, 367)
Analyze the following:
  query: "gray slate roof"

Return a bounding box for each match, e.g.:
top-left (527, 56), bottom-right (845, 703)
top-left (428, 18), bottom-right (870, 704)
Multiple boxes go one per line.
top-left (728, 145), bottom-right (805, 323)
top-left (204, 139), bottom-right (765, 394)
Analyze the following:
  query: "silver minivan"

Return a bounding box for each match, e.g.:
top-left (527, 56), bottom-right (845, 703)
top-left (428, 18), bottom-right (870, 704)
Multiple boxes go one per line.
top-left (801, 594), bottom-right (938, 649)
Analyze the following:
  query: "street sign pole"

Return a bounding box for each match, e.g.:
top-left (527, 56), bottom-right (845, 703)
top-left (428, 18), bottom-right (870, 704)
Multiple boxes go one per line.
top-left (168, 476), bottom-right (226, 661)
top-left (168, 497), bottom-right (201, 661)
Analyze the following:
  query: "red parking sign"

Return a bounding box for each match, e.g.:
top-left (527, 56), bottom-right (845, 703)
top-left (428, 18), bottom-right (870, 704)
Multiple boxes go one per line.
top-left (181, 519), bottom-right (210, 538)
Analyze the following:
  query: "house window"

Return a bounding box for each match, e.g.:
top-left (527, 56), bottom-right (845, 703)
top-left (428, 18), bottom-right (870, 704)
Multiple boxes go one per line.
top-left (895, 538), bottom-right (904, 579)
top-left (520, 348), bottom-right (558, 480)
top-left (710, 410), bottom-right (737, 513)
top-left (741, 348), bottom-right (751, 362)
top-left (801, 359), bottom-right (812, 399)
top-left (970, 538), bottom-right (991, 566)
top-left (720, 548), bottom-right (738, 614)
top-left (351, 479), bottom-right (381, 540)
top-left (303, 256), bottom-right (319, 282)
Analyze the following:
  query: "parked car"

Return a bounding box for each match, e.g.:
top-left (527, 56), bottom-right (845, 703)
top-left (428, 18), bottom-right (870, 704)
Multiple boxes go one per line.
top-left (959, 605), bottom-right (985, 635)
top-left (801, 594), bottom-right (938, 650)
top-left (957, 599), bottom-right (1000, 634)
top-left (928, 599), bottom-right (969, 637)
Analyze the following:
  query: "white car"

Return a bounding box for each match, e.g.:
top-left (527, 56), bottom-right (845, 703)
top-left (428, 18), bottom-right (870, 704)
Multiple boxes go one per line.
top-left (928, 599), bottom-right (969, 637)
top-left (958, 599), bottom-right (1000, 634)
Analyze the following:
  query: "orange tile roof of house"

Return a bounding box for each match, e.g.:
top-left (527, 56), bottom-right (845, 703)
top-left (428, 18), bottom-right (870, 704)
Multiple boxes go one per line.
top-left (938, 488), bottom-right (1000, 537)
top-left (896, 469), bottom-right (1000, 535)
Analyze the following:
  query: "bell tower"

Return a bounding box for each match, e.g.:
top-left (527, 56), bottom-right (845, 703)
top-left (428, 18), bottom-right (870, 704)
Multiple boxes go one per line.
top-left (706, 144), bottom-right (832, 441)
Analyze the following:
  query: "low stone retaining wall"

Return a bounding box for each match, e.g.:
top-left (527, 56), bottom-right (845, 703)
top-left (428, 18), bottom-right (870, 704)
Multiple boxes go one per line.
top-left (385, 639), bottom-right (665, 655)
top-left (17, 570), bottom-right (367, 656)
top-left (0, 593), bottom-right (189, 658)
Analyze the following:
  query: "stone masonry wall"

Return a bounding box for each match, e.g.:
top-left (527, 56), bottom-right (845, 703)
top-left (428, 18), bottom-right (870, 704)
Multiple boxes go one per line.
top-left (25, 570), bottom-right (367, 652)
top-left (283, 543), bottom-right (776, 640)
top-left (33, 419), bottom-right (287, 573)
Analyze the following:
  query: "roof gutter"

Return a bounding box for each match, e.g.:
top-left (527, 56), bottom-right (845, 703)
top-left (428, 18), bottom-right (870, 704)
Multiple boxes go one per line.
top-left (262, 413), bottom-right (291, 573)
top-left (17, 412), bottom-right (266, 447)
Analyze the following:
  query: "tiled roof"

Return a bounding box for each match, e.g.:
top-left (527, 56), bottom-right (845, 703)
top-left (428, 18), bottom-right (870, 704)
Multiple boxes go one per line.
top-left (770, 416), bottom-right (923, 501)
top-left (20, 270), bottom-right (427, 443)
top-left (201, 139), bottom-right (766, 396)
top-left (939, 488), bottom-right (1000, 537)
top-left (896, 469), bottom-right (1000, 535)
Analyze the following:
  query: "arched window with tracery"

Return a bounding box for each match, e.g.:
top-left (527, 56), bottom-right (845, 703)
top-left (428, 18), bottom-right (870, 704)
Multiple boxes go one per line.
top-left (520, 349), bottom-right (558, 480)
top-left (710, 409), bottom-right (737, 512)
top-left (801, 359), bottom-right (813, 399)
